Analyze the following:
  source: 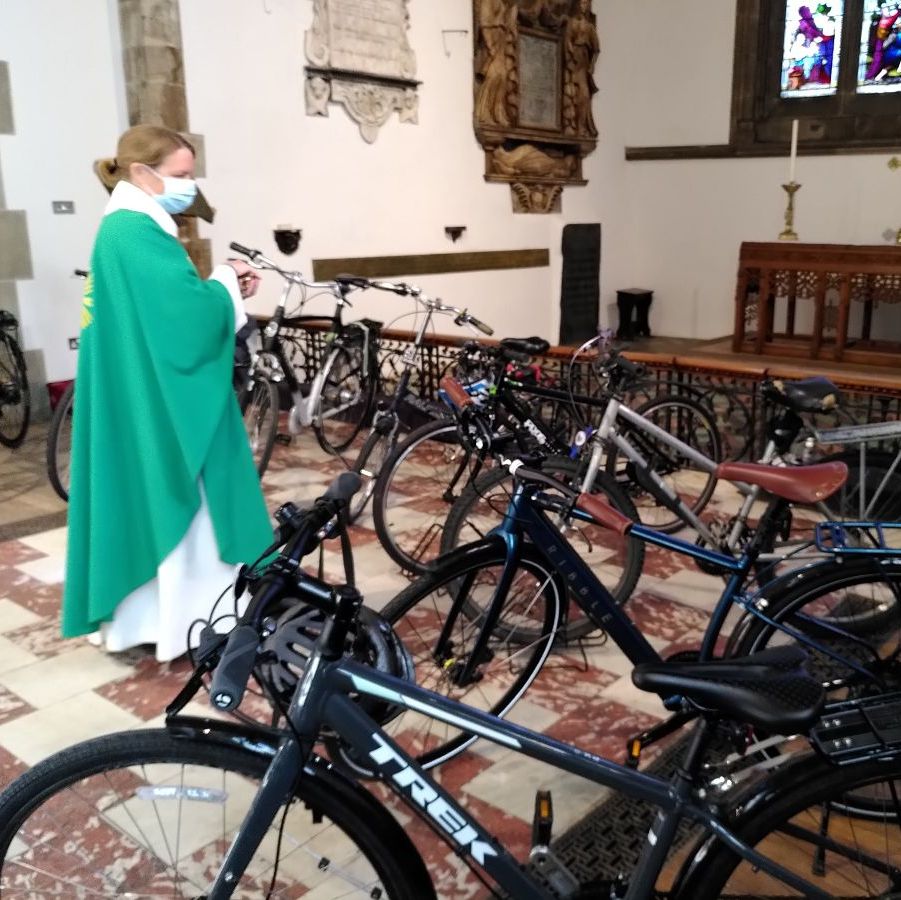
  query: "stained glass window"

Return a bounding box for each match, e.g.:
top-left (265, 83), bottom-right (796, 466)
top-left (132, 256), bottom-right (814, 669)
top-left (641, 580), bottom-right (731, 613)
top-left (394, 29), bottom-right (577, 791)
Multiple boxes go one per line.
top-left (780, 1), bottom-right (844, 97)
top-left (858, 0), bottom-right (901, 92)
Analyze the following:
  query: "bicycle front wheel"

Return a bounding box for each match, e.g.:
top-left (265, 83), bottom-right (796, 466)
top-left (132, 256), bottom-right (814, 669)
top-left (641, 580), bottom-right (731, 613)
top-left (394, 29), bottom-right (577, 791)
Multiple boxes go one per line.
top-left (372, 418), bottom-right (472, 574)
top-left (313, 344), bottom-right (374, 455)
top-left (0, 727), bottom-right (433, 898)
top-left (606, 394), bottom-right (721, 533)
top-left (678, 753), bottom-right (901, 899)
top-left (46, 380), bottom-right (75, 501)
top-left (380, 541), bottom-right (563, 768)
top-left (439, 457), bottom-right (644, 641)
top-left (239, 378), bottom-right (280, 476)
top-left (0, 334), bottom-right (30, 448)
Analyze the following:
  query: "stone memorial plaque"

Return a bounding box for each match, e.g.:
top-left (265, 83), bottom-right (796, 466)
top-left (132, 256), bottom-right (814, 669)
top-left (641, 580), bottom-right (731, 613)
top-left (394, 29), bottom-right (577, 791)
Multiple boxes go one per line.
top-left (518, 33), bottom-right (560, 130)
top-left (305, 0), bottom-right (419, 142)
top-left (328, 0), bottom-right (411, 79)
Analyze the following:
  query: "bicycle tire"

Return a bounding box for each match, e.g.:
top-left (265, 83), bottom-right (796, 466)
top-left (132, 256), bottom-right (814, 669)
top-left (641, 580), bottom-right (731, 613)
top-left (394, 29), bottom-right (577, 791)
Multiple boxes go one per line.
top-left (0, 333), bottom-right (30, 448)
top-left (0, 727), bottom-right (434, 898)
top-left (46, 380), bottom-right (75, 501)
top-left (729, 557), bottom-right (901, 696)
top-left (676, 752), bottom-right (901, 899)
top-left (439, 457), bottom-right (644, 642)
top-left (313, 343), bottom-right (375, 456)
top-left (372, 418), bottom-right (472, 574)
top-left (605, 393), bottom-right (721, 534)
top-left (379, 540), bottom-right (562, 768)
top-left (239, 378), bottom-right (280, 476)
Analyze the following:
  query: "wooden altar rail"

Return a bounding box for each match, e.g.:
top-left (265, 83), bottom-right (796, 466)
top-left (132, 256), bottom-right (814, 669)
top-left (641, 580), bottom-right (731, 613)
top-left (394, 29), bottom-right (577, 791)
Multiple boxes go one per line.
top-left (260, 315), bottom-right (901, 459)
top-left (732, 242), bottom-right (901, 367)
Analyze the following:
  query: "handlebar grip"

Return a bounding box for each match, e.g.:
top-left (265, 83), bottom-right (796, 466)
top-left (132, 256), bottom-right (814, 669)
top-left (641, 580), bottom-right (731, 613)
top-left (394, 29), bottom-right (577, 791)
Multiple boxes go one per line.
top-left (471, 317), bottom-right (494, 336)
top-left (209, 624), bottom-right (260, 711)
top-left (440, 376), bottom-right (476, 409)
top-left (229, 241), bottom-right (256, 258)
top-left (322, 471), bottom-right (363, 505)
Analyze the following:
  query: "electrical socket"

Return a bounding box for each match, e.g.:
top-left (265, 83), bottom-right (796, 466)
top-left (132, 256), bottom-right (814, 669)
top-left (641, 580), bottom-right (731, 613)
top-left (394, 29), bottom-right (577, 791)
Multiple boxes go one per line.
top-left (68, 337), bottom-right (79, 350)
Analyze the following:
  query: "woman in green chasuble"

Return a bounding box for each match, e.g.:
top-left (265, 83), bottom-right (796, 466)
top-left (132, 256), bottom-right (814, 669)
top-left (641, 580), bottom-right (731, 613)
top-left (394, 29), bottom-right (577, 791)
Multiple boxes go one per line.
top-left (62, 125), bottom-right (273, 661)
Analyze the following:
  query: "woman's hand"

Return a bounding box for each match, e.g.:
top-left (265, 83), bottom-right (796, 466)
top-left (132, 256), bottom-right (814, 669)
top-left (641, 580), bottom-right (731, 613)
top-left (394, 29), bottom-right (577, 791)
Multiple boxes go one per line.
top-left (226, 259), bottom-right (262, 299)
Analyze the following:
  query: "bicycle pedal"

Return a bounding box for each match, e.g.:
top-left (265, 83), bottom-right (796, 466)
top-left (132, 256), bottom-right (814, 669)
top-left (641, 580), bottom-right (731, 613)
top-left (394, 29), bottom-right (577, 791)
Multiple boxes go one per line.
top-left (275, 433), bottom-right (292, 445)
top-left (529, 791), bottom-right (580, 897)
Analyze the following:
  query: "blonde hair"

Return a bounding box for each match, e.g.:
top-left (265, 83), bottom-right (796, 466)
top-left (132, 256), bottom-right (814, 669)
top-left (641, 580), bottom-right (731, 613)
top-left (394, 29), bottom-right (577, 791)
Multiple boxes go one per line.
top-left (94, 124), bottom-right (195, 192)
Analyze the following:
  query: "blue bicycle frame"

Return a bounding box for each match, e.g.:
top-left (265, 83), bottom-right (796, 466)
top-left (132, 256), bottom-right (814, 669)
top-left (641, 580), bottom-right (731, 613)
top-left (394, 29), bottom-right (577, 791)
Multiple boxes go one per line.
top-left (445, 480), bottom-right (888, 692)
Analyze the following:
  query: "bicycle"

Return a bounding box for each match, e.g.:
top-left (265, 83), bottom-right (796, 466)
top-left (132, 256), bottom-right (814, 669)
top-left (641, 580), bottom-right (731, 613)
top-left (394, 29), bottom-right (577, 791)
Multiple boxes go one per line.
top-left (2, 473), bottom-right (898, 897)
top-left (0, 308), bottom-right (30, 448)
top-left (382, 385), bottom-right (900, 763)
top-left (320, 279), bottom-right (496, 522)
top-left (228, 242), bottom-right (389, 476)
top-left (373, 343), bottom-right (697, 585)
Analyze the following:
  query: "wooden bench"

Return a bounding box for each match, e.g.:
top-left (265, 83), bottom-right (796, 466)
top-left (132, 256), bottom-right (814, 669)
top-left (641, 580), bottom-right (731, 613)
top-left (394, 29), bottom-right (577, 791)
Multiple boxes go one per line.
top-left (732, 241), bottom-right (901, 367)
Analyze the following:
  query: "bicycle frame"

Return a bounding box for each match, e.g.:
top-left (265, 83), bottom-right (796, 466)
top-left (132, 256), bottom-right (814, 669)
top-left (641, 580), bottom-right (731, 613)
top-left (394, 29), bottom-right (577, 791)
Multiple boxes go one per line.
top-left (198, 639), bottom-right (833, 900)
top-left (248, 275), bottom-right (375, 432)
top-left (449, 483), bottom-right (887, 688)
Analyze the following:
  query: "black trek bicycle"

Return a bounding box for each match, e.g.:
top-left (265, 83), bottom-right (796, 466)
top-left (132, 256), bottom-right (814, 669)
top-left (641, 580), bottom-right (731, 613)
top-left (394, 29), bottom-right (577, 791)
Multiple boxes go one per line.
top-left (0, 473), bottom-right (898, 897)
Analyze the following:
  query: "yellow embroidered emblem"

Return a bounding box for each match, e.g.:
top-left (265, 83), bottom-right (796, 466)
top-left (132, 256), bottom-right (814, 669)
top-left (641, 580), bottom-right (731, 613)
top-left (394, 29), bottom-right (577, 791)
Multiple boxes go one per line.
top-left (81, 272), bottom-right (94, 329)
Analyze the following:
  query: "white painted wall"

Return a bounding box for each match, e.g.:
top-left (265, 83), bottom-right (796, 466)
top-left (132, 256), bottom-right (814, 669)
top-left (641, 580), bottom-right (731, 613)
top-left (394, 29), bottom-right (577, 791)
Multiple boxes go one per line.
top-left (0, 0), bottom-right (126, 383)
top-left (178, 0), bottom-right (571, 341)
top-left (5, 0), bottom-right (900, 387)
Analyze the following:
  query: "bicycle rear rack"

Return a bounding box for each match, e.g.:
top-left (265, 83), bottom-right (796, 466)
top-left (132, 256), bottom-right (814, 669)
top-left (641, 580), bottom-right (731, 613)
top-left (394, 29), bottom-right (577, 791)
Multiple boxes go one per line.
top-left (816, 419), bottom-right (901, 445)
top-left (811, 692), bottom-right (901, 764)
top-left (814, 521), bottom-right (901, 556)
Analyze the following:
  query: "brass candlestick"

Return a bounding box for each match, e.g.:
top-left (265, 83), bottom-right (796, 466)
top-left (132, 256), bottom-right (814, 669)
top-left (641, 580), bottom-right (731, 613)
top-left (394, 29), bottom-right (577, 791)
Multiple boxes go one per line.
top-left (779, 181), bottom-right (801, 241)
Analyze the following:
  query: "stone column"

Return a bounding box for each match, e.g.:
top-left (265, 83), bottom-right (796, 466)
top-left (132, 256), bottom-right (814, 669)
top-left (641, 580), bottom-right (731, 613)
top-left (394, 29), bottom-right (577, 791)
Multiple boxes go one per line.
top-left (0, 60), bottom-right (47, 419)
top-left (116, 0), bottom-right (211, 276)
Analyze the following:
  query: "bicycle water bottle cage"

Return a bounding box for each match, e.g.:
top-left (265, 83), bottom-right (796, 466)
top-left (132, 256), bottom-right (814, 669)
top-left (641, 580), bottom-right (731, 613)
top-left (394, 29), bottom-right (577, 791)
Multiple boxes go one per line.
top-left (762, 376), bottom-right (842, 413)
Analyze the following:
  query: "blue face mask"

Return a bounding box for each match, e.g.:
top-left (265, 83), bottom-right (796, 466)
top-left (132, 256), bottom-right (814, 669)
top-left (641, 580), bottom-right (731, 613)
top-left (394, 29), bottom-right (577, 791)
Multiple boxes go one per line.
top-left (153, 174), bottom-right (197, 215)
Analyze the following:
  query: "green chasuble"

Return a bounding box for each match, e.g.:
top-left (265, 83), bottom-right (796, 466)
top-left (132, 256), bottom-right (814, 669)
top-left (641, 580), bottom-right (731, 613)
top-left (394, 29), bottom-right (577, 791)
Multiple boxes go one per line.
top-left (62, 210), bottom-right (273, 637)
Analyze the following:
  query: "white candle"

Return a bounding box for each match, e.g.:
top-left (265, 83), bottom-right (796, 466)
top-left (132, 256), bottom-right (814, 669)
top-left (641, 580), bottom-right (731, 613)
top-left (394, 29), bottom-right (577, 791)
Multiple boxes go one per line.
top-left (789, 119), bottom-right (799, 183)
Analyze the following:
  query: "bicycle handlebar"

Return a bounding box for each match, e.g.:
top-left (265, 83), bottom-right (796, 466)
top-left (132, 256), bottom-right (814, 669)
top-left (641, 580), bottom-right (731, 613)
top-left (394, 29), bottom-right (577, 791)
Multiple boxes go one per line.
top-left (207, 472), bottom-right (361, 711)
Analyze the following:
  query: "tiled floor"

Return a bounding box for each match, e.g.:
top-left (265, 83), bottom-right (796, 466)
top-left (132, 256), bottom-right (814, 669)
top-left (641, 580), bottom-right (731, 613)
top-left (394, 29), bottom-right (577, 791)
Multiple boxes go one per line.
top-left (0, 425), bottom-right (786, 896)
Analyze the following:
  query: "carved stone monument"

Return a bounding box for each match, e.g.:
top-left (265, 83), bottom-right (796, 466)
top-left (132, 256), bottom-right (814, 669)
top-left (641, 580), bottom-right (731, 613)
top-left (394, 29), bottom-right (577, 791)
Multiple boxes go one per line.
top-left (305, 0), bottom-right (419, 143)
top-left (473, 0), bottom-right (599, 213)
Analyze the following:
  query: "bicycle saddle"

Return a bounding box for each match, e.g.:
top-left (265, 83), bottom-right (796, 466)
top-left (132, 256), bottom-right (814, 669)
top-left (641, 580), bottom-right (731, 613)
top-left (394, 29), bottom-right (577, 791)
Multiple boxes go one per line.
top-left (764, 376), bottom-right (841, 413)
top-left (633, 646), bottom-right (824, 735)
top-left (499, 337), bottom-right (550, 359)
top-left (717, 459), bottom-right (848, 504)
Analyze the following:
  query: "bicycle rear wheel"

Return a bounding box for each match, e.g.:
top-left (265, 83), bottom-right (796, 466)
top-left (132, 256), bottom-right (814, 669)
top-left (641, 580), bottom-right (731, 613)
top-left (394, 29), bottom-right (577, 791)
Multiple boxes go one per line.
top-left (606, 394), bottom-right (721, 534)
top-left (0, 727), bottom-right (433, 898)
top-left (372, 418), bottom-right (473, 574)
top-left (0, 333), bottom-right (30, 448)
top-left (46, 380), bottom-right (75, 501)
top-left (729, 557), bottom-right (901, 697)
top-left (678, 753), bottom-right (901, 899)
top-left (380, 541), bottom-right (562, 768)
top-left (314, 343), bottom-right (375, 456)
top-left (439, 457), bottom-right (644, 641)
top-left (239, 378), bottom-right (280, 476)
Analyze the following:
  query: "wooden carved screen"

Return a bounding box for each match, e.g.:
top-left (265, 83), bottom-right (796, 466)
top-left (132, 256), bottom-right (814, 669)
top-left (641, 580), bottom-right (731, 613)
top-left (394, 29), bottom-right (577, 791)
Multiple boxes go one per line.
top-left (473, 0), bottom-right (599, 213)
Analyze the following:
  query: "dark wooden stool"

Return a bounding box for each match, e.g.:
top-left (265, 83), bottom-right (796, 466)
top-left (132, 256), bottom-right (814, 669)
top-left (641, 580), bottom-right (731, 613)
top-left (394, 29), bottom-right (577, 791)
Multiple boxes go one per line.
top-left (616, 288), bottom-right (653, 340)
